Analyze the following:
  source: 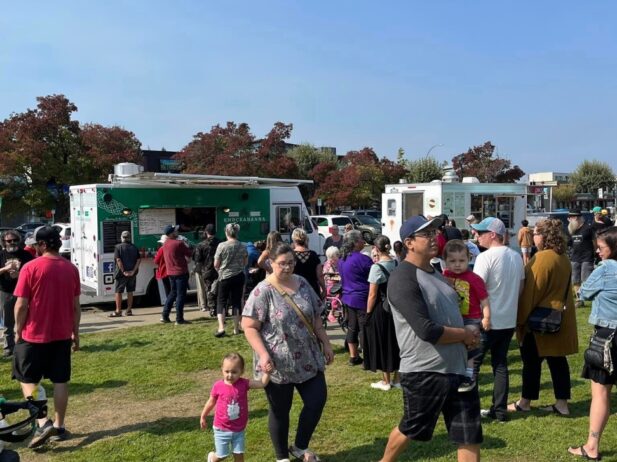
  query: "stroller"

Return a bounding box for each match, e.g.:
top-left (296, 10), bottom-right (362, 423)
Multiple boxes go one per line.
top-left (0, 396), bottom-right (48, 460)
top-left (322, 283), bottom-right (346, 332)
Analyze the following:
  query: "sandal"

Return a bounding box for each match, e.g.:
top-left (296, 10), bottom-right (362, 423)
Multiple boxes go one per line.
top-left (507, 401), bottom-right (530, 412)
top-left (289, 445), bottom-right (321, 462)
top-left (108, 311), bottom-right (122, 318)
top-left (568, 445), bottom-right (602, 461)
top-left (541, 404), bottom-right (569, 416)
top-left (125, 310), bottom-right (133, 316)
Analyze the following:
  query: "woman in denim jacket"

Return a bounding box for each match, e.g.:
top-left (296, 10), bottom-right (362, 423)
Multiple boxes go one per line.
top-left (569, 227), bottom-right (617, 461)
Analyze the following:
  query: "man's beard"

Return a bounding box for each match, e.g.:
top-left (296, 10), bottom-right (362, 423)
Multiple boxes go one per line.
top-left (568, 221), bottom-right (580, 235)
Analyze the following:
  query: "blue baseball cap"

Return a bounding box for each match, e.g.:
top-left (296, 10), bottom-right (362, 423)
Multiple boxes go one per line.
top-left (471, 217), bottom-right (506, 236)
top-left (399, 215), bottom-right (443, 241)
top-left (163, 224), bottom-right (178, 236)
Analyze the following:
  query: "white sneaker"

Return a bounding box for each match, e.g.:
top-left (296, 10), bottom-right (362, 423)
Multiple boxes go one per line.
top-left (207, 451), bottom-right (215, 462)
top-left (370, 380), bottom-right (391, 391)
top-left (276, 459), bottom-right (291, 462)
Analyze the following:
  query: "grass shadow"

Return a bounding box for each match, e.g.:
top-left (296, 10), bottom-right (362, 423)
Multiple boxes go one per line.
top-left (70, 380), bottom-right (129, 396)
top-left (79, 339), bottom-right (152, 353)
top-left (322, 434), bottom-right (506, 461)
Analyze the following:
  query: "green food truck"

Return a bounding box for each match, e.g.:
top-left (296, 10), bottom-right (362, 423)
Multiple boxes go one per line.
top-left (71, 163), bottom-right (321, 304)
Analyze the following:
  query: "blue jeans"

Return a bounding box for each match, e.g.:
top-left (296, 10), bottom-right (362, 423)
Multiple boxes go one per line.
top-left (472, 328), bottom-right (514, 420)
top-left (213, 427), bottom-right (245, 457)
top-left (162, 273), bottom-right (189, 321)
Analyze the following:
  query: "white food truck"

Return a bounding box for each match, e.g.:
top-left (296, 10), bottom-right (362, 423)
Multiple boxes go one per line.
top-left (381, 177), bottom-right (528, 247)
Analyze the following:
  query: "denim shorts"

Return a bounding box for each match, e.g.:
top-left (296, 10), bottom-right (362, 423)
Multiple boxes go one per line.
top-left (213, 427), bottom-right (245, 457)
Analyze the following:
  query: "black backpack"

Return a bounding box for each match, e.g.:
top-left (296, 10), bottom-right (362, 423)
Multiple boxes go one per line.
top-left (376, 263), bottom-right (393, 313)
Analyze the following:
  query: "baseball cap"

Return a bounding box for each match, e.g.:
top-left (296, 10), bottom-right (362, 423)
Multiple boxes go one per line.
top-left (601, 209), bottom-right (609, 216)
top-left (399, 215), bottom-right (443, 241)
top-left (25, 233), bottom-right (36, 246)
top-left (568, 209), bottom-right (582, 217)
top-left (466, 214), bottom-right (476, 222)
top-left (471, 217), bottom-right (506, 236)
top-left (163, 224), bottom-right (178, 236)
top-left (592, 206), bottom-right (602, 213)
top-left (121, 230), bottom-right (131, 239)
top-left (157, 234), bottom-right (168, 244)
top-left (34, 225), bottom-right (60, 243)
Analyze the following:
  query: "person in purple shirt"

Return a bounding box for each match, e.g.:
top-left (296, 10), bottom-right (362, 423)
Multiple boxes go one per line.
top-left (338, 230), bottom-right (373, 366)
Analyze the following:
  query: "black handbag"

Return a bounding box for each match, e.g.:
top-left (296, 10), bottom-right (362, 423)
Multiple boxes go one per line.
top-left (527, 271), bottom-right (571, 334)
top-left (584, 328), bottom-right (616, 374)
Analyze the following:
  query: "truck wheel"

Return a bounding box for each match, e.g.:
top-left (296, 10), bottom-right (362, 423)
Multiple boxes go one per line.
top-left (140, 278), bottom-right (160, 307)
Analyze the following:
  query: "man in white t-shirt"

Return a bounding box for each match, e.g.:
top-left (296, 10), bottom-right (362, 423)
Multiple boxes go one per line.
top-left (471, 217), bottom-right (524, 422)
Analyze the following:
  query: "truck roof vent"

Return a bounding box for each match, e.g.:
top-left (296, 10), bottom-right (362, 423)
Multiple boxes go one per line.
top-left (462, 176), bottom-right (480, 183)
top-left (442, 170), bottom-right (459, 183)
top-left (114, 163), bottom-right (143, 177)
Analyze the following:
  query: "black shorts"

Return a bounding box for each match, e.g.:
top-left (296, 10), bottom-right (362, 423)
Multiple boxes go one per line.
top-left (115, 274), bottom-right (137, 293)
top-left (398, 372), bottom-right (483, 445)
top-left (12, 339), bottom-right (72, 384)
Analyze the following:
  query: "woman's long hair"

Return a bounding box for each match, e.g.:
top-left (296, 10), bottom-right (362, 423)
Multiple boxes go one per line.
top-left (266, 231), bottom-right (282, 251)
top-left (340, 230), bottom-right (363, 260)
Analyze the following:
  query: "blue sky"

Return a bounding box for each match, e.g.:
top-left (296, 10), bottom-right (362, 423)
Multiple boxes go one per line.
top-left (2, 1), bottom-right (616, 174)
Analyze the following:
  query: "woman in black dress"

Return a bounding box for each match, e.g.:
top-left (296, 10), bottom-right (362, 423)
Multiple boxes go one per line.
top-left (291, 228), bottom-right (325, 298)
top-left (362, 235), bottom-right (400, 391)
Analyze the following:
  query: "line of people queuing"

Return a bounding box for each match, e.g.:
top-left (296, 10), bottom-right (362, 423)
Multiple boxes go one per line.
top-left (198, 208), bottom-right (617, 462)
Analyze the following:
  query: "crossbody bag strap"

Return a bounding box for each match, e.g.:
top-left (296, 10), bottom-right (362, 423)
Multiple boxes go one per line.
top-left (562, 270), bottom-right (572, 310)
top-left (375, 263), bottom-right (390, 278)
top-left (268, 278), bottom-right (319, 342)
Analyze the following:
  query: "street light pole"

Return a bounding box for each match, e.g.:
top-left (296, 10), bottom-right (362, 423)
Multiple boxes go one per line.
top-left (425, 144), bottom-right (444, 158)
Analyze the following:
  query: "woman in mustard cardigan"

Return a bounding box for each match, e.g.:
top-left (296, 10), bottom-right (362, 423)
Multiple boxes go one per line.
top-left (508, 219), bottom-right (578, 415)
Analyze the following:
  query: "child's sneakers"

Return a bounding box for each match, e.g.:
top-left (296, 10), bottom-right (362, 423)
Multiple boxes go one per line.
top-left (327, 313), bottom-right (337, 323)
top-left (207, 451), bottom-right (215, 462)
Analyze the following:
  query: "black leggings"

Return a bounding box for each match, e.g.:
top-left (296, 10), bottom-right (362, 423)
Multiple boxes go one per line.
top-left (264, 372), bottom-right (327, 460)
top-left (216, 272), bottom-right (245, 315)
top-left (520, 332), bottom-right (571, 400)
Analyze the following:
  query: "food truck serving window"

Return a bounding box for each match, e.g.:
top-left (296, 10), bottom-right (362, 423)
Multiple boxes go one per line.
top-left (470, 194), bottom-right (515, 228)
top-left (102, 221), bottom-right (131, 253)
top-left (276, 205), bottom-right (301, 233)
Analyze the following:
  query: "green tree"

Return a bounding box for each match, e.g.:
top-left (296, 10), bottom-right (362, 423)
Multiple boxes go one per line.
top-left (407, 156), bottom-right (443, 183)
top-left (570, 160), bottom-right (616, 194)
top-left (287, 143), bottom-right (336, 179)
top-left (552, 184), bottom-right (576, 203)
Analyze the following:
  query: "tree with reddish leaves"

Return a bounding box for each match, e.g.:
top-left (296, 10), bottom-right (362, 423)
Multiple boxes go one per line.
top-left (80, 124), bottom-right (142, 182)
top-left (314, 147), bottom-right (404, 210)
top-left (451, 141), bottom-right (524, 183)
top-left (0, 95), bottom-right (143, 222)
top-left (175, 121), bottom-right (298, 178)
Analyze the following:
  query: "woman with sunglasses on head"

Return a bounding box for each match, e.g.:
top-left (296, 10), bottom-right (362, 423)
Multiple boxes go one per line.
top-left (568, 227), bottom-right (617, 461)
top-left (242, 243), bottom-right (334, 462)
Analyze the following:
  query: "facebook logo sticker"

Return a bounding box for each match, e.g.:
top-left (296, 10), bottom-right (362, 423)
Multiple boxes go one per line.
top-left (103, 262), bottom-right (115, 273)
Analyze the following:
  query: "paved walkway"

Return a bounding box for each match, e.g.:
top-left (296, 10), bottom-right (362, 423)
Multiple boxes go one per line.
top-left (80, 303), bottom-right (347, 345)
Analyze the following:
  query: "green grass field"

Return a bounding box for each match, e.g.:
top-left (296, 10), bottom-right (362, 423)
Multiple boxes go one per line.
top-left (0, 307), bottom-right (613, 462)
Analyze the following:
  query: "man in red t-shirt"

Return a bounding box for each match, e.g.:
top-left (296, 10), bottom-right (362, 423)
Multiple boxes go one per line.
top-left (161, 224), bottom-right (193, 325)
top-left (13, 226), bottom-right (81, 448)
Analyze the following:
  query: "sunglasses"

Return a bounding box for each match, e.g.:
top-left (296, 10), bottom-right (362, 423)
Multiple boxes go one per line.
top-left (3, 239), bottom-right (19, 243)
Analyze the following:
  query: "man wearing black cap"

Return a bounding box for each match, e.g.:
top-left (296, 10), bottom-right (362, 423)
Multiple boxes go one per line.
top-left (12, 225), bottom-right (81, 448)
top-left (192, 224), bottom-right (220, 314)
top-left (567, 210), bottom-right (595, 307)
top-left (0, 230), bottom-right (34, 357)
top-left (380, 216), bottom-right (482, 462)
top-left (161, 224), bottom-right (192, 324)
top-left (110, 230), bottom-right (141, 317)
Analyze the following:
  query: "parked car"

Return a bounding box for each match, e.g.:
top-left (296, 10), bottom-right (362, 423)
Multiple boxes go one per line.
top-left (340, 209), bottom-right (382, 221)
top-left (16, 222), bottom-right (47, 233)
top-left (310, 215), bottom-right (354, 239)
top-left (52, 223), bottom-right (71, 257)
top-left (349, 215), bottom-right (381, 244)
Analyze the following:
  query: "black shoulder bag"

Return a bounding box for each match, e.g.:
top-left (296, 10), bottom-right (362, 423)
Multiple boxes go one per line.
top-left (527, 271), bottom-right (571, 334)
top-left (376, 263), bottom-right (391, 313)
top-left (584, 328), bottom-right (617, 374)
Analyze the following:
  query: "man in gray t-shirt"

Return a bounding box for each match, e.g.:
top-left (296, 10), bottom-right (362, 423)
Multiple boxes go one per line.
top-left (380, 216), bottom-right (482, 462)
